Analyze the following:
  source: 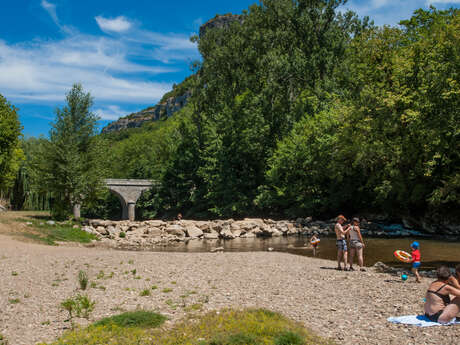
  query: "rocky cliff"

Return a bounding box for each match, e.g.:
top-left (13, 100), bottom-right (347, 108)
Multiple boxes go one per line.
top-left (102, 14), bottom-right (244, 134)
top-left (101, 91), bottom-right (190, 133)
top-left (199, 14), bottom-right (243, 37)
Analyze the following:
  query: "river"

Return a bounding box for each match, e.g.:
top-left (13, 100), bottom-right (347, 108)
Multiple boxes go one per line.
top-left (151, 236), bottom-right (460, 270)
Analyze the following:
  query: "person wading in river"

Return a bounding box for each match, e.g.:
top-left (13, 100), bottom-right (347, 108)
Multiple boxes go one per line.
top-left (335, 215), bottom-right (351, 271)
top-left (424, 266), bottom-right (460, 323)
top-left (347, 217), bottom-right (365, 271)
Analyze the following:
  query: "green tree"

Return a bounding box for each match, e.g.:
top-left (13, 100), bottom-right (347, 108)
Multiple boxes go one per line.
top-left (0, 94), bottom-right (23, 194)
top-left (36, 84), bottom-right (107, 219)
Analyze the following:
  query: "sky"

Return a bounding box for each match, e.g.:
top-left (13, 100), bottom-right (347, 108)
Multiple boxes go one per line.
top-left (0, 0), bottom-right (459, 137)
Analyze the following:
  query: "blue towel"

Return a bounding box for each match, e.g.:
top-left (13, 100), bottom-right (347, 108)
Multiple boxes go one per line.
top-left (387, 315), bottom-right (460, 327)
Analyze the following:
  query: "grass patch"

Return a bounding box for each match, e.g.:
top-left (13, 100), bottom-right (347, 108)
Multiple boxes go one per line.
top-left (162, 288), bottom-right (173, 293)
top-left (39, 309), bottom-right (333, 345)
top-left (94, 311), bottom-right (166, 328)
top-left (140, 289), bottom-right (151, 297)
top-left (8, 298), bottom-right (20, 304)
top-left (18, 219), bottom-right (97, 245)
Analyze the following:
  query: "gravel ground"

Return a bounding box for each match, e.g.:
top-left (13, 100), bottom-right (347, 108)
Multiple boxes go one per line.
top-left (0, 235), bottom-right (458, 345)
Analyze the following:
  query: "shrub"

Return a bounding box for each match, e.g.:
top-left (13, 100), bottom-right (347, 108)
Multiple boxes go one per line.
top-left (274, 331), bottom-right (305, 345)
top-left (162, 288), bottom-right (172, 293)
top-left (61, 295), bottom-right (96, 320)
top-left (93, 311), bottom-right (166, 328)
top-left (119, 232), bottom-right (126, 238)
top-left (78, 271), bottom-right (88, 290)
top-left (140, 289), bottom-right (150, 297)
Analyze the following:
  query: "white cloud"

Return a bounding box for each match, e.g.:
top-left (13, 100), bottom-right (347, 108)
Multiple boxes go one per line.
top-left (94, 105), bottom-right (137, 121)
top-left (95, 16), bottom-right (132, 33)
top-left (427, 0), bottom-right (460, 3)
top-left (40, 0), bottom-right (73, 34)
top-left (0, 10), bottom-right (199, 106)
top-left (0, 37), bottom-right (174, 103)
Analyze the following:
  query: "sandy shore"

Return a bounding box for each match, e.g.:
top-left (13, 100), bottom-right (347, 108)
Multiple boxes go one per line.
top-left (0, 235), bottom-right (457, 345)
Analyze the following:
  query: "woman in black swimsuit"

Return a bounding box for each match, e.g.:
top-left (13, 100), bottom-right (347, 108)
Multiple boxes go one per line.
top-left (424, 266), bottom-right (460, 323)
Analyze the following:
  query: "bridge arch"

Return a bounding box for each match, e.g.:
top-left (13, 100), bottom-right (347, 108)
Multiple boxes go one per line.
top-left (104, 179), bottom-right (155, 221)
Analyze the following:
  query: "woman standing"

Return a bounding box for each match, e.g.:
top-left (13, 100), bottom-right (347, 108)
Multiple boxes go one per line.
top-left (348, 217), bottom-right (365, 271)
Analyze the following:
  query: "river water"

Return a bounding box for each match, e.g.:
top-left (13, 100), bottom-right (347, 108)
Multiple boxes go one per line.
top-left (151, 236), bottom-right (460, 270)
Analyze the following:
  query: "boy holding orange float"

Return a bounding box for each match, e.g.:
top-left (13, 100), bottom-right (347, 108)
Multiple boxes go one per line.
top-left (410, 241), bottom-right (422, 283)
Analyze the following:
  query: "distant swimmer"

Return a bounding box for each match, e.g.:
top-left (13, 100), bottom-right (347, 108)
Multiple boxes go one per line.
top-left (310, 232), bottom-right (320, 256)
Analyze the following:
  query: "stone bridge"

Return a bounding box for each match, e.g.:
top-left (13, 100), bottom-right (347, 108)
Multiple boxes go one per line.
top-left (105, 179), bottom-right (157, 221)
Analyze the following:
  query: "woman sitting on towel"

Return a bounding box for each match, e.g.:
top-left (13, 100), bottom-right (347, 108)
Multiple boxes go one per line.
top-left (424, 266), bottom-right (460, 323)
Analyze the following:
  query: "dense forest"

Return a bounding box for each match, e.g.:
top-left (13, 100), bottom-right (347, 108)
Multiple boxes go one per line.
top-left (2, 0), bottom-right (459, 225)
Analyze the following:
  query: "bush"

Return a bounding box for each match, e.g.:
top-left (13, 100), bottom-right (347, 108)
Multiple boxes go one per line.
top-left (93, 311), bottom-right (166, 328)
top-left (78, 271), bottom-right (88, 290)
top-left (140, 289), bottom-right (150, 297)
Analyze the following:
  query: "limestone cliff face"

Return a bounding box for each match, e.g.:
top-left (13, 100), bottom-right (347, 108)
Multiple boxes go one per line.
top-left (199, 14), bottom-right (243, 38)
top-left (102, 14), bottom-right (243, 134)
top-left (101, 92), bottom-right (190, 133)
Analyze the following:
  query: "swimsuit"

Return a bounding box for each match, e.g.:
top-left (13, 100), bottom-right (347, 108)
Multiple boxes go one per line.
top-left (425, 284), bottom-right (451, 322)
top-left (412, 262), bottom-right (421, 269)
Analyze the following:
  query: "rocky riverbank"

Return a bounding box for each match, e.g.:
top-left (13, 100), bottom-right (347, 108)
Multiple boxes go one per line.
top-left (82, 217), bottom-right (460, 250)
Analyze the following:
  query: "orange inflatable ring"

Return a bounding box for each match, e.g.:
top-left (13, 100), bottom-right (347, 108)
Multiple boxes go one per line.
top-left (310, 239), bottom-right (321, 245)
top-left (394, 250), bottom-right (412, 263)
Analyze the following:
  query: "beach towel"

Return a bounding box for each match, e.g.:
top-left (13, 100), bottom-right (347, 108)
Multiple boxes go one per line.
top-left (387, 315), bottom-right (460, 327)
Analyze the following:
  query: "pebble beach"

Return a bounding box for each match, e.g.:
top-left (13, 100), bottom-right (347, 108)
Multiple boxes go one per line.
top-left (0, 235), bottom-right (458, 345)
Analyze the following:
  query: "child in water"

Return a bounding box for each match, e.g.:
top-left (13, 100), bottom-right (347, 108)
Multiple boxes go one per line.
top-left (310, 232), bottom-right (320, 256)
top-left (410, 241), bottom-right (422, 283)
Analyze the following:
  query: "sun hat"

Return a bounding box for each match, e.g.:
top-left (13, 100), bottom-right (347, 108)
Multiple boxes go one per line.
top-left (352, 217), bottom-right (360, 223)
top-left (337, 215), bottom-right (347, 221)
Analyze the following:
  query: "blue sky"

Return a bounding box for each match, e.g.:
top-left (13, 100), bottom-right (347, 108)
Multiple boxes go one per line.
top-left (0, 0), bottom-right (459, 137)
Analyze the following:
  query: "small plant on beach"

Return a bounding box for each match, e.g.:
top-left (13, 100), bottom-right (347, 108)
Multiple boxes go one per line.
top-left (11, 271), bottom-right (18, 276)
top-left (140, 289), bottom-right (151, 297)
top-left (75, 295), bottom-right (96, 319)
top-left (90, 281), bottom-right (97, 288)
top-left (165, 299), bottom-right (177, 310)
top-left (162, 288), bottom-right (173, 293)
top-left (96, 270), bottom-right (105, 279)
top-left (8, 298), bottom-right (20, 304)
top-left (61, 298), bottom-right (76, 321)
top-left (128, 259), bottom-right (134, 264)
top-left (131, 269), bottom-right (137, 275)
top-left (61, 295), bottom-right (96, 321)
top-left (151, 285), bottom-right (158, 290)
top-left (0, 333), bottom-right (8, 345)
top-left (78, 270), bottom-right (88, 290)
top-left (119, 232), bottom-right (126, 238)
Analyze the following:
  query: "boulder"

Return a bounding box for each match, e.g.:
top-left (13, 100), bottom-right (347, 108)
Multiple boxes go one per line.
top-left (204, 231), bottom-right (219, 239)
top-left (185, 225), bottom-right (203, 239)
top-left (148, 227), bottom-right (163, 237)
top-left (145, 220), bottom-right (166, 227)
top-left (165, 225), bottom-right (185, 237)
top-left (220, 227), bottom-right (235, 239)
top-left (195, 221), bottom-right (212, 232)
top-left (96, 226), bottom-right (109, 236)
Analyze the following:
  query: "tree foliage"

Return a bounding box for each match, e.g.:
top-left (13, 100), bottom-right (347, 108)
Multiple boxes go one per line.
top-left (34, 84), bottom-right (108, 219)
top-left (0, 94), bottom-right (23, 193)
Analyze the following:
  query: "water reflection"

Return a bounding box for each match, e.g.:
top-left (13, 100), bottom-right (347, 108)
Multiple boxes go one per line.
top-left (151, 236), bottom-right (460, 269)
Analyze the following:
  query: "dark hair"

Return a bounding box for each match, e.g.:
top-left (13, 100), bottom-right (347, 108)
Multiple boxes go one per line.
top-left (436, 266), bottom-right (451, 280)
